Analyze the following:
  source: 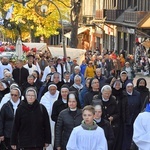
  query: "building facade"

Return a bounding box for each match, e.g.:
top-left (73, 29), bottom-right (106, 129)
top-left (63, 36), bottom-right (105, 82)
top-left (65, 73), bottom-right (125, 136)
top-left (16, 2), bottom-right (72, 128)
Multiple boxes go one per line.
top-left (78, 0), bottom-right (150, 55)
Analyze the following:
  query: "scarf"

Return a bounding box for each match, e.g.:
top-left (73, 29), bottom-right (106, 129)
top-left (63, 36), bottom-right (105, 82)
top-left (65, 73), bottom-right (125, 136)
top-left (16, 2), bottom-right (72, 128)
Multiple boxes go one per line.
top-left (10, 99), bottom-right (20, 115)
top-left (145, 103), bottom-right (150, 112)
top-left (81, 120), bottom-right (98, 130)
top-left (73, 83), bottom-right (83, 91)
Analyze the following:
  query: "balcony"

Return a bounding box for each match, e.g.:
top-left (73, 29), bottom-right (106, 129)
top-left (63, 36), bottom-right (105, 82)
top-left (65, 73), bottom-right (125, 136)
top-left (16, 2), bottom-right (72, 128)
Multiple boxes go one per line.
top-left (124, 11), bottom-right (147, 23)
top-left (105, 10), bottom-right (124, 21)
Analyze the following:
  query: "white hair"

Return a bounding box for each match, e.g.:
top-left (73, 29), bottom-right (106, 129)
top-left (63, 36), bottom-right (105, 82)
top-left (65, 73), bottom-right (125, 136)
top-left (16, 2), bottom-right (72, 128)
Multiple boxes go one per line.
top-left (101, 85), bottom-right (112, 93)
top-left (74, 75), bottom-right (81, 82)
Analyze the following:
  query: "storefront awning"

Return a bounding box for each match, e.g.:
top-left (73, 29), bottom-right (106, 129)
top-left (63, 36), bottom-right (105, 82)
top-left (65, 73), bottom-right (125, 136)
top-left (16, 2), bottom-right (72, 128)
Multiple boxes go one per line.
top-left (138, 13), bottom-right (150, 28)
top-left (64, 26), bottom-right (90, 39)
top-left (142, 40), bottom-right (150, 48)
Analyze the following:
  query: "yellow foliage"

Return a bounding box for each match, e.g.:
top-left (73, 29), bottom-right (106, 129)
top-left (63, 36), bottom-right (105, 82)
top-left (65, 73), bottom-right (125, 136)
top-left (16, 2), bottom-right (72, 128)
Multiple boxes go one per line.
top-left (1, 0), bottom-right (70, 40)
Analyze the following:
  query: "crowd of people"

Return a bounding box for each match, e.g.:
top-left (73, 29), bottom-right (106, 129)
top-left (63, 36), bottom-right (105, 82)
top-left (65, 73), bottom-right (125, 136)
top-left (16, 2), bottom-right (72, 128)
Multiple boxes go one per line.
top-left (0, 49), bottom-right (149, 150)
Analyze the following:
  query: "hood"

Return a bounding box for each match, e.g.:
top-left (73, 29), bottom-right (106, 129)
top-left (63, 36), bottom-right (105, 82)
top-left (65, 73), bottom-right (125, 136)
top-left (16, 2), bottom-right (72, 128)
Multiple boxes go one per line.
top-left (136, 78), bottom-right (147, 87)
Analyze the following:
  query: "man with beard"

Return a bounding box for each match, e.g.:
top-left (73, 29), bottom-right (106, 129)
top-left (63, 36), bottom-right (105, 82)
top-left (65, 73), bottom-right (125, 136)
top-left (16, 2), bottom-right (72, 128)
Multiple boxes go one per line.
top-left (0, 57), bottom-right (12, 79)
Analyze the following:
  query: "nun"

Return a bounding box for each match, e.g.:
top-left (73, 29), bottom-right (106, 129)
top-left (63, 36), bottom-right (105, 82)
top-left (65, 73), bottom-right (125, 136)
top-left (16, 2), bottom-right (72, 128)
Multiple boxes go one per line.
top-left (40, 82), bottom-right (59, 150)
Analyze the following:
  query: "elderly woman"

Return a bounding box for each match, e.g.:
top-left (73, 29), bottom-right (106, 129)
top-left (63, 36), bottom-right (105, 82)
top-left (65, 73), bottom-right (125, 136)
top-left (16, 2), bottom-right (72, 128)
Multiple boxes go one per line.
top-left (98, 85), bottom-right (119, 141)
top-left (69, 75), bottom-right (83, 98)
top-left (123, 62), bottom-right (135, 80)
top-left (0, 87), bottom-right (21, 149)
top-left (10, 87), bottom-right (51, 150)
top-left (55, 92), bottom-right (82, 150)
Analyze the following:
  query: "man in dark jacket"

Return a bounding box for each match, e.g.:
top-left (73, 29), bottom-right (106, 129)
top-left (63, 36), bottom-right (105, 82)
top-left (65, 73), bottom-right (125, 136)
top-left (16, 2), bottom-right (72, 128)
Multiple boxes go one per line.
top-left (12, 59), bottom-right (29, 90)
top-left (95, 68), bottom-right (106, 89)
top-left (84, 78), bottom-right (99, 106)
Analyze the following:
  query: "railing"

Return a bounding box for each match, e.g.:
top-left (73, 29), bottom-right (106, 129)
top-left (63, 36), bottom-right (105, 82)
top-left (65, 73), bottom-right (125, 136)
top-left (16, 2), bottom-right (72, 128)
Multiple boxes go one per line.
top-left (105, 9), bottom-right (124, 21)
top-left (124, 11), bottom-right (147, 23)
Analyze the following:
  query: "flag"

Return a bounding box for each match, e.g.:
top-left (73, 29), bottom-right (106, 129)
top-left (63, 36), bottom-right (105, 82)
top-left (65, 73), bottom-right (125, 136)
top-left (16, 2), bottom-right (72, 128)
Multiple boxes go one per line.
top-left (5, 4), bottom-right (14, 20)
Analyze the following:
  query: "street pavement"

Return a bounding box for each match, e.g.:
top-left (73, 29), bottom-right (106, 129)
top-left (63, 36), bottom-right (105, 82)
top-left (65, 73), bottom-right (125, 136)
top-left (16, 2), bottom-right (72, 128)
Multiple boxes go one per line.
top-left (133, 73), bottom-right (150, 89)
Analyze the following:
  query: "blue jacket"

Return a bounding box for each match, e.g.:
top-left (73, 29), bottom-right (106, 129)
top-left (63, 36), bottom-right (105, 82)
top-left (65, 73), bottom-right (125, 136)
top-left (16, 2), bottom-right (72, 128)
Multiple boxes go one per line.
top-left (79, 86), bottom-right (89, 108)
top-left (70, 73), bottom-right (85, 85)
top-left (80, 64), bottom-right (87, 76)
top-left (95, 75), bottom-right (106, 89)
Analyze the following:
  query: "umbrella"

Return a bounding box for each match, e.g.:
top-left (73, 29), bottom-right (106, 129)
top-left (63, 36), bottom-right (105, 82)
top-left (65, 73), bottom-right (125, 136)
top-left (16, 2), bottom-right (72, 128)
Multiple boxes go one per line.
top-left (16, 37), bottom-right (23, 59)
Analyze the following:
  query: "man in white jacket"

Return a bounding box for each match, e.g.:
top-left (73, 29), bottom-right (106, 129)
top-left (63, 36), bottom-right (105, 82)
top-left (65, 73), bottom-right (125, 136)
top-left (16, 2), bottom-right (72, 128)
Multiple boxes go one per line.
top-left (133, 103), bottom-right (150, 150)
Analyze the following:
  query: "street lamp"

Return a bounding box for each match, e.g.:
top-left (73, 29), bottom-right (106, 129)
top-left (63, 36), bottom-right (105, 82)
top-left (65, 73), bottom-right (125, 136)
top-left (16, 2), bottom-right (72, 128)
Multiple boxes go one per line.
top-left (35, 0), bottom-right (67, 62)
top-left (15, 0), bottom-right (67, 62)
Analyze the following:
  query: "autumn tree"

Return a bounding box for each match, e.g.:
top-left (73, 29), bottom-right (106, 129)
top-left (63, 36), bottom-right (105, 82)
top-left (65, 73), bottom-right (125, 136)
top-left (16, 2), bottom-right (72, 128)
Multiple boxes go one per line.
top-left (0, 0), bottom-right (70, 42)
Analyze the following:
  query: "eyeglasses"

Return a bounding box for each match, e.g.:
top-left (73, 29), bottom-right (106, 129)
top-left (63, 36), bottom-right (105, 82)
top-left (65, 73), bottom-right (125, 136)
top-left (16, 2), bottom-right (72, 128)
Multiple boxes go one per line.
top-left (11, 94), bottom-right (18, 97)
top-left (26, 95), bottom-right (35, 97)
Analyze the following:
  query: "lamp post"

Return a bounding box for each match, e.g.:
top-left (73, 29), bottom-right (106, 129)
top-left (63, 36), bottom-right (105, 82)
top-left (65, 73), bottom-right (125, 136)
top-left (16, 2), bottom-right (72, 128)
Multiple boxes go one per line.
top-left (35, 0), bottom-right (67, 61)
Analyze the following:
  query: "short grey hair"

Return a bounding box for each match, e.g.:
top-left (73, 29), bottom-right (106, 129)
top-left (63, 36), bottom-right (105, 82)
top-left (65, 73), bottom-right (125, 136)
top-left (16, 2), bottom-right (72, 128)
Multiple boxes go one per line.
top-left (101, 85), bottom-right (112, 93)
top-left (74, 75), bottom-right (81, 82)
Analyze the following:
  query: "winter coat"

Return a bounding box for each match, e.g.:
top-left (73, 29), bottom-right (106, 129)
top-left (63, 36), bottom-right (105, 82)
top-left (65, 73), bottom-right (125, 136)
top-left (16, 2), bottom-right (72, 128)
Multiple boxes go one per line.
top-left (112, 89), bottom-right (129, 123)
top-left (70, 73), bottom-right (85, 85)
top-left (98, 95), bottom-right (119, 127)
top-left (134, 78), bottom-right (149, 107)
top-left (10, 100), bottom-right (51, 148)
top-left (80, 64), bottom-right (87, 75)
top-left (34, 79), bottom-right (43, 93)
top-left (96, 118), bottom-right (114, 150)
top-left (125, 90), bottom-right (141, 125)
top-left (12, 67), bottom-right (29, 88)
top-left (95, 75), bottom-right (106, 89)
top-left (84, 90), bottom-right (99, 106)
top-left (55, 108), bottom-right (82, 150)
top-left (51, 98), bottom-right (67, 123)
top-left (0, 101), bottom-right (15, 138)
top-left (79, 86), bottom-right (89, 108)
